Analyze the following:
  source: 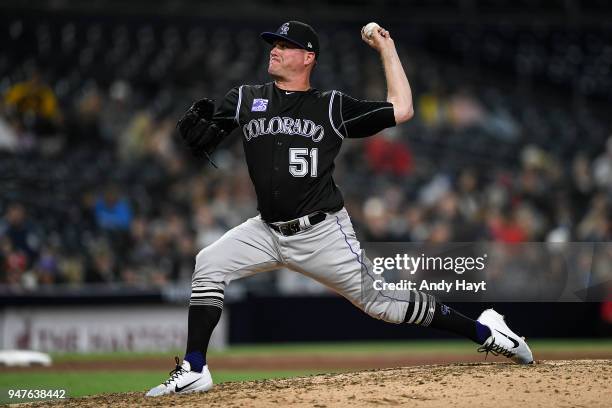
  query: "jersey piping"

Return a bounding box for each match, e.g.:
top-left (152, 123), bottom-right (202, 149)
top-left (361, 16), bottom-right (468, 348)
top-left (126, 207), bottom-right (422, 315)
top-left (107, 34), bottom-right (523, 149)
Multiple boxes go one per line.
top-left (329, 90), bottom-right (344, 139)
top-left (235, 85), bottom-right (244, 124)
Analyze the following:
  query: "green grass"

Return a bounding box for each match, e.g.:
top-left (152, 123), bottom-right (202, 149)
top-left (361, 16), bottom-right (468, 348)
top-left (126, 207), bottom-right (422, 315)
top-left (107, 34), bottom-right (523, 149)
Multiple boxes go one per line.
top-left (48, 338), bottom-right (612, 362)
top-left (0, 371), bottom-right (167, 399)
top-left (0, 370), bottom-right (324, 403)
top-left (49, 340), bottom-right (477, 362)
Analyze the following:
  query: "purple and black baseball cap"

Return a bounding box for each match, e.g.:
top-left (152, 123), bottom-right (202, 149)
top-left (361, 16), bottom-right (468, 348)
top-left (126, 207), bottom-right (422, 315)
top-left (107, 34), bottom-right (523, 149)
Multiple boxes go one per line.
top-left (261, 21), bottom-right (320, 58)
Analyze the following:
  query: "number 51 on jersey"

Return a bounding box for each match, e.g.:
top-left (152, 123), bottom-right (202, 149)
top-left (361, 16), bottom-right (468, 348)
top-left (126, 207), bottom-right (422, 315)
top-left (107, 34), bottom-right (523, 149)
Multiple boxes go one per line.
top-left (289, 148), bottom-right (318, 177)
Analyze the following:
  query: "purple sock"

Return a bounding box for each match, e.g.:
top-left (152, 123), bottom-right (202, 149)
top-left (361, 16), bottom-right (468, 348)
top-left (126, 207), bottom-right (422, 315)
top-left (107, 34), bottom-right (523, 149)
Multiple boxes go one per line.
top-left (476, 322), bottom-right (492, 344)
top-left (184, 351), bottom-right (205, 372)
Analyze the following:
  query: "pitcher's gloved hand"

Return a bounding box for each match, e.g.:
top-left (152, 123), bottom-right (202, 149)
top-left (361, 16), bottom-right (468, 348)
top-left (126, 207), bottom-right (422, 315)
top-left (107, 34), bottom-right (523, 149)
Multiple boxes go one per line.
top-left (176, 99), bottom-right (226, 167)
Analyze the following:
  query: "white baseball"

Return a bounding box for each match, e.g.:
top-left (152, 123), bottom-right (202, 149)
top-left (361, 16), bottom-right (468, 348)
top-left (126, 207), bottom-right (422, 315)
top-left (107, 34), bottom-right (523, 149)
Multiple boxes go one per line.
top-left (363, 22), bottom-right (381, 38)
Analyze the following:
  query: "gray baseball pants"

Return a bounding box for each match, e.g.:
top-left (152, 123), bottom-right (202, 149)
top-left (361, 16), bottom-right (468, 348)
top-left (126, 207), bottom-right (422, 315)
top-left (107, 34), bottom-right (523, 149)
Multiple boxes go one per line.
top-left (190, 208), bottom-right (435, 326)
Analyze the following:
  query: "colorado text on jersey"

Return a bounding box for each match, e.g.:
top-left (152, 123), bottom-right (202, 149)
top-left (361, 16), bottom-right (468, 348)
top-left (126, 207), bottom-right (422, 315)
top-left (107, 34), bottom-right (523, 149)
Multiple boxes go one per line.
top-left (242, 116), bottom-right (325, 142)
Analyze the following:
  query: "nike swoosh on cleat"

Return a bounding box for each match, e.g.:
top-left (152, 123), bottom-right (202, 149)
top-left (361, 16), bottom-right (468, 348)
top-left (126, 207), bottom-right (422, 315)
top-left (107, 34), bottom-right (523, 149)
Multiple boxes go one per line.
top-left (495, 329), bottom-right (520, 348)
top-left (175, 378), bottom-right (201, 393)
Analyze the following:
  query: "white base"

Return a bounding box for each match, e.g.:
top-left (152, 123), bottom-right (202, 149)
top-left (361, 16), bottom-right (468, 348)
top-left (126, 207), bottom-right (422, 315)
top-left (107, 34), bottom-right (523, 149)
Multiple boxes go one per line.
top-left (0, 350), bottom-right (52, 367)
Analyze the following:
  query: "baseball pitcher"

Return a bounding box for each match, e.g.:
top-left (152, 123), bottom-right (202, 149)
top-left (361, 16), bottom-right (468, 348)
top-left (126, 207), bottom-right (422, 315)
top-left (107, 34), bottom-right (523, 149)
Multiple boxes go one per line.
top-left (146, 21), bottom-right (533, 397)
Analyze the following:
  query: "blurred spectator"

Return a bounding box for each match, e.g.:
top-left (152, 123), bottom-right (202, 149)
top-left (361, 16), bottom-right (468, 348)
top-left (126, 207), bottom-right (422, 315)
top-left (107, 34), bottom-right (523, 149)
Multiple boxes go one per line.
top-left (434, 191), bottom-right (480, 241)
top-left (571, 153), bottom-right (596, 221)
top-left (418, 91), bottom-right (446, 128)
top-left (404, 205), bottom-right (429, 242)
top-left (592, 135), bottom-right (612, 192)
top-left (65, 86), bottom-right (105, 148)
top-left (147, 225), bottom-right (180, 284)
top-left (85, 245), bottom-right (117, 283)
top-left (194, 205), bottom-right (225, 248)
top-left (1, 236), bottom-right (27, 285)
top-left (128, 216), bottom-right (155, 265)
top-left (428, 221), bottom-right (452, 243)
top-left (148, 117), bottom-right (177, 163)
top-left (94, 184), bottom-right (133, 231)
top-left (94, 184), bottom-right (133, 263)
top-left (447, 89), bottom-right (486, 130)
top-left (419, 174), bottom-right (452, 207)
top-left (361, 197), bottom-right (393, 241)
top-left (487, 206), bottom-right (528, 243)
top-left (175, 235), bottom-right (197, 283)
top-left (456, 169), bottom-right (480, 221)
top-left (58, 255), bottom-right (85, 285)
top-left (577, 193), bottom-right (610, 241)
top-left (117, 110), bottom-right (154, 161)
top-left (35, 245), bottom-right (60, 285)
top-left (0, 113), bottom-right (19, 152)
top-left (4, 71), bottom-right (61, 135)
top-left (0, 203), bottom-right (41, 267)
top-left (100, 80), bottom-right (134, 142)
top-left (516, 146), bottom-right (556, 224)
top-left (364, 132), bottom-right (414, 176)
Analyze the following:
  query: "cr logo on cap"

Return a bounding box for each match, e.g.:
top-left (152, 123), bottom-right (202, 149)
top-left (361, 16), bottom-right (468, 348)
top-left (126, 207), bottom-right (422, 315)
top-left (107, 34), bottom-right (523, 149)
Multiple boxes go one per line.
top-left (279, 23), bottom-right (290, 35)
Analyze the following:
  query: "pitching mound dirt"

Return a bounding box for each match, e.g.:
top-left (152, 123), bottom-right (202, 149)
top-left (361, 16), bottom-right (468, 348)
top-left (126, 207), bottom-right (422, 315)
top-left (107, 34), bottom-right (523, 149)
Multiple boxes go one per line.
top-left (28, 359), bottom-right (611, 408)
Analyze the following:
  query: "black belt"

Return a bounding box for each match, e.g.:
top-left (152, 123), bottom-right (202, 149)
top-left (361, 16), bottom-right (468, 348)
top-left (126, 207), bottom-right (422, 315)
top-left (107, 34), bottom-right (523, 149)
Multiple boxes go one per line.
top-left (267, 212), bottom-right (327, 236)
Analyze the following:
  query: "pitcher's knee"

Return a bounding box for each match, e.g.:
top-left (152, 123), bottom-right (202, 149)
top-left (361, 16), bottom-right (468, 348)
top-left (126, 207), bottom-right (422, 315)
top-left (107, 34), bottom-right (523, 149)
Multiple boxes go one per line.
top-left (190, 248), bottom-right (226, 307)
top-left (192, 246), bottom-right (226, 284)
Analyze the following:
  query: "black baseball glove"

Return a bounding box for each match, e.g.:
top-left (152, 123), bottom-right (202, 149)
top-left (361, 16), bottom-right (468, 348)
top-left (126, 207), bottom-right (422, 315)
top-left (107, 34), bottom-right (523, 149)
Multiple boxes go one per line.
top-left (177, 98), bottom-right (226, 167)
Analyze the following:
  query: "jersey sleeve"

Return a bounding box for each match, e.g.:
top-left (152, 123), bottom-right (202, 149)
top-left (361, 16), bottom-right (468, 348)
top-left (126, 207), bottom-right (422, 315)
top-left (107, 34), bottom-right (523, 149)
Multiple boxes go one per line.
top-left (212, 86), bottom-right (242, 134)
top-left (330, 91), bottom-right (396, 139)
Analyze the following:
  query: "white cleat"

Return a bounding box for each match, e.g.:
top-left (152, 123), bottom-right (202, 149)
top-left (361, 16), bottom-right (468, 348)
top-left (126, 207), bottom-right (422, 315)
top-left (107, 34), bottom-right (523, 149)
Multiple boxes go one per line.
top-left (477, 309), bottom-right (534, 365)
top-left (145, 357), bottom-right (213, 397)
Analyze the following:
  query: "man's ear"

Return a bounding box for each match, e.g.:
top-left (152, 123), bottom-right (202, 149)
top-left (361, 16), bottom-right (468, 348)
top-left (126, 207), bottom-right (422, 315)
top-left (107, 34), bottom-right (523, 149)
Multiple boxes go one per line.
top-left (304, 52), bottom-right (316, 67)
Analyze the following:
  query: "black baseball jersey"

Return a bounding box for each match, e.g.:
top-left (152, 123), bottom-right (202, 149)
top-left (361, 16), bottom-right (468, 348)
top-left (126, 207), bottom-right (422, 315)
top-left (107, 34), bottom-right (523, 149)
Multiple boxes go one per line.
top-left (212, 82), bottom-right (396, 222)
